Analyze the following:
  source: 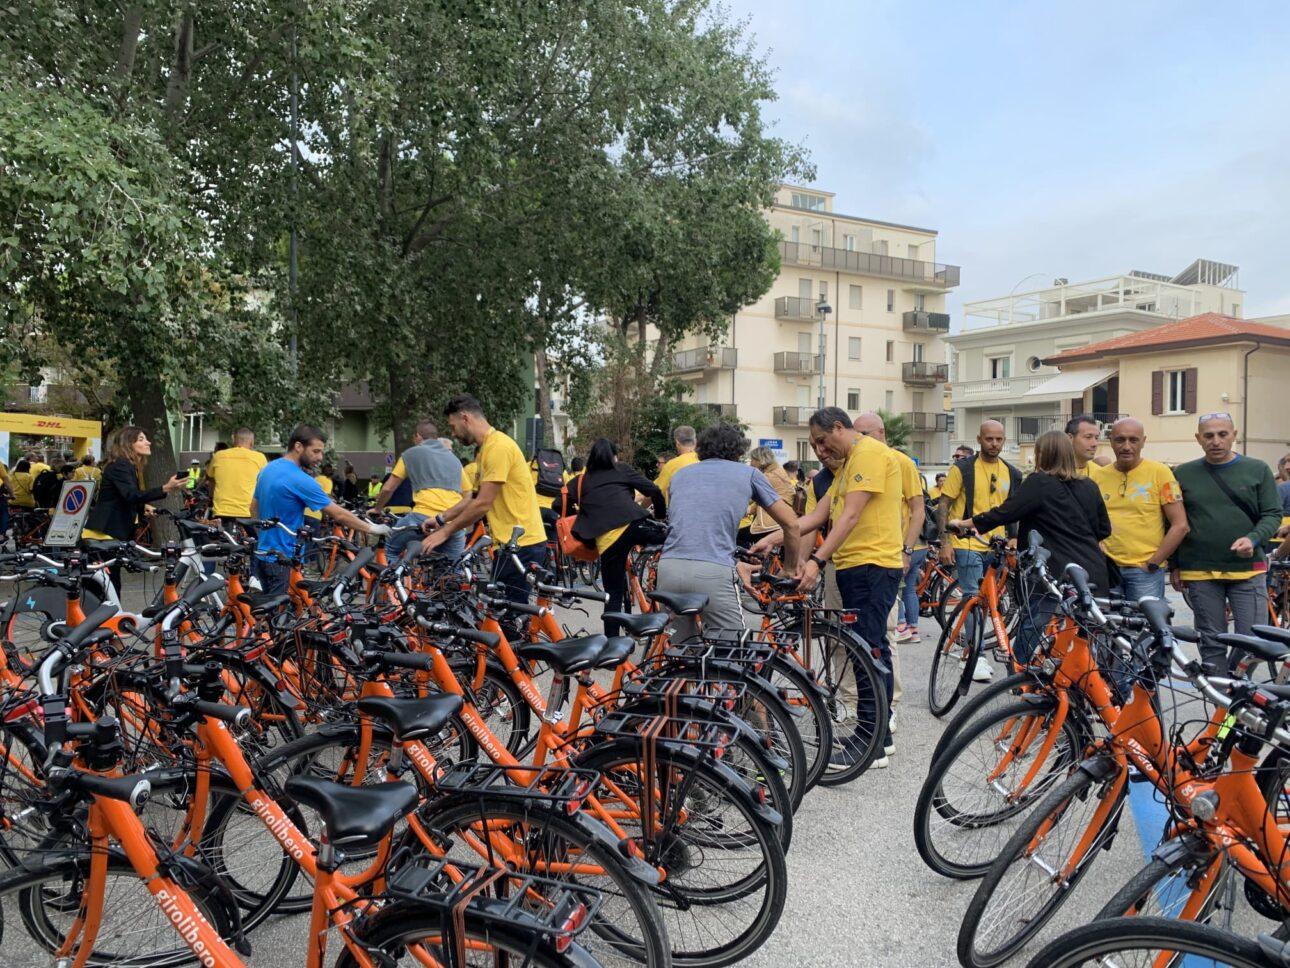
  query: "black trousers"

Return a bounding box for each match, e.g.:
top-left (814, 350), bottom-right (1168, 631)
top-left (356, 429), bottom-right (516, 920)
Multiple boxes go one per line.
top-left (600, 518), bottom-right (647, 637)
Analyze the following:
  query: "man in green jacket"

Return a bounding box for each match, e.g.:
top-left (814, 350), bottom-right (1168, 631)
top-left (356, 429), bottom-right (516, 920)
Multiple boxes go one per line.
top-left (1171, 412), bottom-right (1282, 674)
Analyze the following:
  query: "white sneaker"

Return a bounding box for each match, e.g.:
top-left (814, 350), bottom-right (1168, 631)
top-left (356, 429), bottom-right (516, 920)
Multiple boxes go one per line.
top-left (972, 657), bottom-right (994, 682)
top-left (888, 710), bottom-right (897, 736)
top-left (870, 754), bottom-right (889, 769)
top-left (883, 742), bottom-right (895, 758)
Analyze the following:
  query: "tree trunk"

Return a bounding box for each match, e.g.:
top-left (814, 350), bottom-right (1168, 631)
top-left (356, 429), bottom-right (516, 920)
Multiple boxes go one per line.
top-left (387, 364), bottom-right (415, 455)
top-left (164, 11), bottom-right (196, 119)
top-left (114, 7), bottom-right (145, 107)
top-left (534, 345), bottom-right (556, 449)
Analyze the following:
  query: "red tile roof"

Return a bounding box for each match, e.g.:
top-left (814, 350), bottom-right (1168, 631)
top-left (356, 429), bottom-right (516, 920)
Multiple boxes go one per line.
top-left (1045, 313), bottom-right (1290, 364)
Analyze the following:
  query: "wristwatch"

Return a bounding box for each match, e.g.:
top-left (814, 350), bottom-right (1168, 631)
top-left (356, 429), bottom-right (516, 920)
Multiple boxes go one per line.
top-left (808, 553), bottom-right (826, 570)
top-left (434, 513), bottom-right (446, 529)
top-left (1145, 562), bottom-right (1160, 573)
top-left (902, 546), bottom-right (914, 556)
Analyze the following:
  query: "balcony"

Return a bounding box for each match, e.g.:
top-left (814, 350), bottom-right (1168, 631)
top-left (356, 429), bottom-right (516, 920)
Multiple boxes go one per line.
top-left (773, 351), bottom-right (819, 376)
top-left (337, 381), bottom-right (376, 411)
top-left (904, 411), bottom-right (949, 432)
top-left (670, 345), bottom-right (737, 375)
top-left (953, 375), bottom-right (1054, 402)
top-left (774, 296), bottom-right (822, 323)
top-left (772, 406), bottom-right (812, 427)
top-left (902, 310), bottom-right (950, 334)
top-left (779, 241), bottom-right (960, 290)
top-left (1017, 412), bottom-right (1128, 443)
top-left (697, 403), bottom-right (738, 419)
top-left (901, 361), bottom-right (949, 386)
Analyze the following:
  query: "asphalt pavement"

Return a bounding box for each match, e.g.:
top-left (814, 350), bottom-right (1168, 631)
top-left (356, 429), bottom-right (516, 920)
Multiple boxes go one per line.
top-left (3, 579), bottom-right (1272, 966)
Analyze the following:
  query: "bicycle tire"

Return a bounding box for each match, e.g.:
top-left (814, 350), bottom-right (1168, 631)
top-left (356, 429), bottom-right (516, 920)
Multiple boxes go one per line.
top-left (406, 793), bottom-right (672, 968)
top-left (914, 696), bottom-right (1083, 880)
top-left (573, 739), bottom-right (787, 968)
top-left (957, 755), bottom-right (1124, 968)
top-left (1023, 916), bottom-right (1272, 968)
top-left (928, 670), bottom-right (1034, 768)
top-left (1096, 848), bottom-right (1230, 922)
top-left (339, 901), bottom-right (601, 968)
top-left (928, 597), bottom-right (981, 718)
top-left (935, 578), bottom-right (961, 630)
top-left (761, 652), bottom-right (832, 791)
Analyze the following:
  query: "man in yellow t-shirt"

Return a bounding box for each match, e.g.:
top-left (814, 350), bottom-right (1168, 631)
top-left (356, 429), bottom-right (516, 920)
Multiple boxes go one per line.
top-left (71, 455), bottom-right (102, 488)
top-left (937, 420), bottom-right (1020, 681)
top-left (206, 427), bottom-right (266, 521)
top-left (1089, 418), bottom-right (1189, 600)
top-left (653, 426), bottom-right (699, 506)
top-left (421, 395), bottom-right (547, 603)
top-left (1066, 415), bottom-right (1104, 477)
top-left (795, 407), bottom-right (904, 766)
top-left (375, 420), bottom-right (468, 557)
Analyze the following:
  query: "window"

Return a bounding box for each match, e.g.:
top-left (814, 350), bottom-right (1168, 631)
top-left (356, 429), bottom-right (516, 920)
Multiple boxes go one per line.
top-left (912, 342), bottom-right (924, 362)
top-left (810, 228), bottom-right (822, 249)
top-left (848, 337), bottom-right (862, 360)
top-left (846, 389), bottom-right (860, 411)
top-left (912, 391), bottom-right (925, 411)
top-left (885, 340), bottom-right (895, 362)
top-left (875, 240), bottom-right (889, 256)
top-left (799, 278), bottom-right (813, 301)
top-left (798, 332), bottom-right (813, 354)
top-left (791, 192), bottom-right (826, 212)
top-left (797, 439), bottom-right (813, 462)
top-left (27, 383), bottom-right (47, 403)
top-left (886, 289), bottom-right (895, 312)
top-left (848, 285), bottom-right (862, 310)
top-left (1232, 302), bottom-right (1241, 317)
top-left (914, 293), bottom-right (925, 310)
top-left (908, 243), bottom-right (920, 259)
top-left (791, 226), bottom-right (800, 244)
top-left (988, 355), bottom-right (1011, 379)
top-left (884, 390), bottom-right (894, 411)
top-left (1167, 370), bottom-right (1188, 413)
top-left (180, 412), bottom-right (205, 453)
top-left (843, 234), bottom-right (856, 251)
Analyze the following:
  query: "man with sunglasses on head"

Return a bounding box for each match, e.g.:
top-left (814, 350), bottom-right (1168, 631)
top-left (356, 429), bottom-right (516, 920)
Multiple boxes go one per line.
top-left (1090, 417), bottom-right (1189, 600)
top-left (937, 420), bottom-right (1021, 681)
top-left (1172, 412), bottom-right (1282, 675)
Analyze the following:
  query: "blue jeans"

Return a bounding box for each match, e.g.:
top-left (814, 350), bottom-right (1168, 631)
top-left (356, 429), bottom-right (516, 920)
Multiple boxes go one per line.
top-left (495, 542), bottom-right (549, 605)
top-left (834, 563), bottom-right (903, 718)
top-left (1114, 566), bottom-right (1166, 602)
top-left (955, 549), bottom-right (986, 640)
top-left (252, 557), bottom-right (292, 595)
top-left (387, 511), bottom-right (466, 560)
top-left (898, 548), bottom-right (928, 626)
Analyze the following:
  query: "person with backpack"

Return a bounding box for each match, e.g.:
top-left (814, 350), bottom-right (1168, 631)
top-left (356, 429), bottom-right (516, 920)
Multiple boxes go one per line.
top-left (31, 463), bottom-right (70, 509)
top-left (950, 430), bottom-right (1111, 663)
top-left (1171, 412), bottom-right (1282, 674)
top-left (937, 420), bottom-right (1022, 681)
top-left (571, 438), bottom-right (664, 636)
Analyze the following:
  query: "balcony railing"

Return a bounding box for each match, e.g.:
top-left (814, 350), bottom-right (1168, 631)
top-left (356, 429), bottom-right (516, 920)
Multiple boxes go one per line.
top-left (902, 310), bottom-right (951, 333)
top-left (774, 296), bottom-right (822, 322)
top-left (697, 403), bottom-right (738, 419)
top-left (1016, 412), bottom-right (1129, 443)
top-left (901, 361), bottom-right (949, 386)
top-left (779, 241), bottom-right (961, 288)
top-left (773, 351), bottom-right (820, 376)
top-left (772, 406), bottom-right (812, 427)
top-left (670, 345), bottom-right (737, 374)
top-left (953, 375), bottom-right (1053, 401)
top-left (904, 411), bottom-right (949, 432)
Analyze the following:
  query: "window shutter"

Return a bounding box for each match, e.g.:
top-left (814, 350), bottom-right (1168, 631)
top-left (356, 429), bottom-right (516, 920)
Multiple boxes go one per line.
top-left (1151, 371), bottom-right (1163, 415)
top-left (1184, 368), bottom-right (1198, 414)
top-left (1105, 376), bottom-right (1119, 416)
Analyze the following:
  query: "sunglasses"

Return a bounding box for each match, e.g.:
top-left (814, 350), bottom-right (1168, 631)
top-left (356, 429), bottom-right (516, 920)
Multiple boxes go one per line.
top-left (1198, 411), bottom-right (1233, 423)
top-left (989, 473), bottom-right (997, 494)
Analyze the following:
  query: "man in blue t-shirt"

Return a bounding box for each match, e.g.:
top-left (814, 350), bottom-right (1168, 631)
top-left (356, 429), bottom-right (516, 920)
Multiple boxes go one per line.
top-left (250, 424), bottom-right (389, 593)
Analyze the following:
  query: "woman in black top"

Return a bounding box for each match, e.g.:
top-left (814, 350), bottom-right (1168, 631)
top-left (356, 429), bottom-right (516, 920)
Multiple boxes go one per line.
top-left (84, 426), bottom-right (187, 591)
top-left (951, 430), bottom-right (1111, 661)
top-left (571, 438), bottom-right (664, 636)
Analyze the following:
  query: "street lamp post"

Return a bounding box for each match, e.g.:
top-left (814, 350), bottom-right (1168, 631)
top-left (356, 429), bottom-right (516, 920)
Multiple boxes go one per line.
top-left (815, 299), bottom-right (831, 410)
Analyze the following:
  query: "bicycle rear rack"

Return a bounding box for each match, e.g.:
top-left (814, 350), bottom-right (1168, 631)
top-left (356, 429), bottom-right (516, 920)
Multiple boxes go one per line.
top-left (433, 760), bottom-right (601, 812)
top-left (592, 709), bottom-right (736, 753)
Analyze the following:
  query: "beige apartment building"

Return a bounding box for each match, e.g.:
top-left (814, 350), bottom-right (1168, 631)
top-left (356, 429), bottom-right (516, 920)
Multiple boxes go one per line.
top-left (666, 184), bottom-right (959, 466)
top-left (947, 261), bottom-right (1245, 464)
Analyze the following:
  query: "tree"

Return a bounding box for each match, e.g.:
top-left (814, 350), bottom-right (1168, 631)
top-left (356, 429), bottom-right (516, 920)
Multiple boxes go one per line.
top-left (878, 409), bottom-right (913, 451)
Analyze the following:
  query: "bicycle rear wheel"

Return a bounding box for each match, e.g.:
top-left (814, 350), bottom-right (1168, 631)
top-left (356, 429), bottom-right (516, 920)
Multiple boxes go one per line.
top-left (1023, 916), bottom-right (1270, 968)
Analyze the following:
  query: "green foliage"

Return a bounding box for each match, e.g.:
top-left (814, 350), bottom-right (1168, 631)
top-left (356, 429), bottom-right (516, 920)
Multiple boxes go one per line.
top-left (877, 409), bottom-right (913, 452)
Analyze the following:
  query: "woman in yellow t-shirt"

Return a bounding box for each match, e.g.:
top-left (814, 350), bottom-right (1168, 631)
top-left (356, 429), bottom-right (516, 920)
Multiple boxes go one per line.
top-left (9, 460), bottom-right (36, 508)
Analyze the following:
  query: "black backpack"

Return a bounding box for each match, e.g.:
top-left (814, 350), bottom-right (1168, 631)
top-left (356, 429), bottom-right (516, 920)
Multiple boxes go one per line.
top-left (954, 454), bottom-right (1023, 537)
top-left (920, 483), bottom-right (941, 545)
top-left (533, 448), bottom-right (566, 498)
top-left (32, 469), bottom-right (62, 509)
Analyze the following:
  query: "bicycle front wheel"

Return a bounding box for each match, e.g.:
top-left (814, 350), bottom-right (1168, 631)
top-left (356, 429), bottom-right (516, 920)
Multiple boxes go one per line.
top-left (1024, 916), bottom-right (1270, 968)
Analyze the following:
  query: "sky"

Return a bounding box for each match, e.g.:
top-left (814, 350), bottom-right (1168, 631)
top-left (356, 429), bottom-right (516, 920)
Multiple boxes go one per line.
top-left (726, 0), bottom-right (1290, 321)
